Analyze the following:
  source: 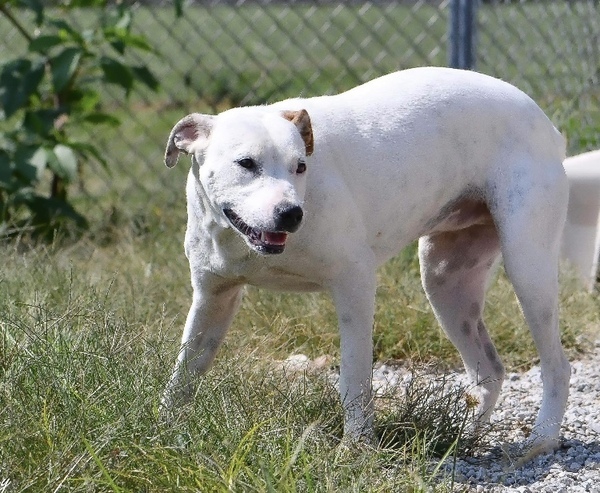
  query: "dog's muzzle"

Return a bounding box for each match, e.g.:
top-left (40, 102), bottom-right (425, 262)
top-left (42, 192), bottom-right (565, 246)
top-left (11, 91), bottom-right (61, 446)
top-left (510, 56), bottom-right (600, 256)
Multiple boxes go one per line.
top-left (223, 205), bottom-right (303, 255)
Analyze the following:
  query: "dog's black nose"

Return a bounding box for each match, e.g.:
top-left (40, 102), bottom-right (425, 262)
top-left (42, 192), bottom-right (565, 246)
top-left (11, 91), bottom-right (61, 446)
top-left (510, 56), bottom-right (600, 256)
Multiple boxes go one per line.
top-left (274, 204), bottom-right (303, 233)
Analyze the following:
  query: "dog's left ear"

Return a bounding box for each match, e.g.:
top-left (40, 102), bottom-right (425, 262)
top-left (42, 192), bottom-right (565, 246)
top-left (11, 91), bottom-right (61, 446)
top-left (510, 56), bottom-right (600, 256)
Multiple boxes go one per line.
top-left (164, 113), bottom-right (215, 168)
top-left (281, 109), bottom-right (314, 156)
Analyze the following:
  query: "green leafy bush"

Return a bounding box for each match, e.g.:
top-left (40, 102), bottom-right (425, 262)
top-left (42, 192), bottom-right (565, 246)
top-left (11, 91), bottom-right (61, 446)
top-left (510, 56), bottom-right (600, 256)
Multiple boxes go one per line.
top-left (0, 0), bottom-right (159, 239)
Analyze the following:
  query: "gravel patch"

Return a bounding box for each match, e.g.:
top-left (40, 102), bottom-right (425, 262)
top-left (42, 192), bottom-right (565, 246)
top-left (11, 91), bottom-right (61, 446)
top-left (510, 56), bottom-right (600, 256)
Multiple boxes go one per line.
top-left (439, 350), bottom-right (600, 492)
top-left (281, 344), bottom-right (600, 491)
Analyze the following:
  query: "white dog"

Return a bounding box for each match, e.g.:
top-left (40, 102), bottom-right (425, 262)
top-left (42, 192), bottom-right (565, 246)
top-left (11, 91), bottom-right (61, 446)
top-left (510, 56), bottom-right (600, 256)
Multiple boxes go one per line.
top-left (562, 150), bottom-right (600, 291)
top-left (163, 67), bottom-right (570, 461)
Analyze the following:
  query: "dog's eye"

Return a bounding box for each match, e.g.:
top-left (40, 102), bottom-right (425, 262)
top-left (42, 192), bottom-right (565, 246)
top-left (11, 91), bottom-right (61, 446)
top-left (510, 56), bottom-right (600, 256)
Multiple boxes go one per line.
top-left (236, 158), bottom-right (257, 171)
top-left (296, 161), bottom-right (307, 174)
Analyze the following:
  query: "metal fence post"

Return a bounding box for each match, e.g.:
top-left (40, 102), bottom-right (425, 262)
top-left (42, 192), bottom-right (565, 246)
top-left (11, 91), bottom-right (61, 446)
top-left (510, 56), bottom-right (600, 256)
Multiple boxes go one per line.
top-left (448, 0), bottom-right (479, 69)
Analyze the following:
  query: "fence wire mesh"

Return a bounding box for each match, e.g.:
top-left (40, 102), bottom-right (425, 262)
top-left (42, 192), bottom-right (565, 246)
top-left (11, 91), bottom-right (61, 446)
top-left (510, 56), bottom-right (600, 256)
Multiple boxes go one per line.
top-left (478, 1), bottom-right (600, 152)
top-left (1, 0), bottom-right (599, 219)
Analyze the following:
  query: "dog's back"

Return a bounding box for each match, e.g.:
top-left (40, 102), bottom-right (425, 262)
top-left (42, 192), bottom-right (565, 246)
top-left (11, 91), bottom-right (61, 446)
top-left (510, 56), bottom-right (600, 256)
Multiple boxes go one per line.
top-left (272, 67), bottom-right (566, 262)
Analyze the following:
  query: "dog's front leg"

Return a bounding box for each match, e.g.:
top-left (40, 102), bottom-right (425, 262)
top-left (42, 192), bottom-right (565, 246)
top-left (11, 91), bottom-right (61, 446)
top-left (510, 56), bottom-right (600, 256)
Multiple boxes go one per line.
top-left (330, 264), bottom-right (377, 443)
top-left (162, 275), bottom-right (243, 408)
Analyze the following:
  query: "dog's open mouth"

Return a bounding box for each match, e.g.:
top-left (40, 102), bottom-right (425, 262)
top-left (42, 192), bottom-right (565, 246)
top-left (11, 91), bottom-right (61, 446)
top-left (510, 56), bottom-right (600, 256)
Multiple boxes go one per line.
top-left (223, 208), bottom-right (287, 254)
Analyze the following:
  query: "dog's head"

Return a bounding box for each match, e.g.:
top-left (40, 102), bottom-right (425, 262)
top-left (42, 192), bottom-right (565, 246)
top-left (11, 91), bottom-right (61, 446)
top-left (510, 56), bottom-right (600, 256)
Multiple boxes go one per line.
top-left (164, 108), bottom-right (314, 255)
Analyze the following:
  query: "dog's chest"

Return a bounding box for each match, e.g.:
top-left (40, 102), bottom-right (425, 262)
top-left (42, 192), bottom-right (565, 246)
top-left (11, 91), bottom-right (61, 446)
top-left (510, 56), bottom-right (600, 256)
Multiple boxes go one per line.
top-left (188, 229), bottom-right (327, 292)
top-left (224, 256), bottom-right (327, 292)
top-left (247, 263), bottom-right (327, 292)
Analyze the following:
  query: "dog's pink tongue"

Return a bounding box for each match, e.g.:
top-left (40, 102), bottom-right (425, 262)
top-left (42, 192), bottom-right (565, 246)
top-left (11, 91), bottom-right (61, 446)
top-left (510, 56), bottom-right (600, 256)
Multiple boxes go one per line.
top-left (263, 232), bottom-right (287, 245)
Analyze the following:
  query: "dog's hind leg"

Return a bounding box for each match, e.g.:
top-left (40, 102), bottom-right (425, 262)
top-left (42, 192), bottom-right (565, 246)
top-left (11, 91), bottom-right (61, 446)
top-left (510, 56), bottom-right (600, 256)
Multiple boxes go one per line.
top-left (493, 164), bottom-right (570, 460)
top-left (162, 276), bottom-right (244, 408)
top-left (419, 224), bottom-right (504, 423)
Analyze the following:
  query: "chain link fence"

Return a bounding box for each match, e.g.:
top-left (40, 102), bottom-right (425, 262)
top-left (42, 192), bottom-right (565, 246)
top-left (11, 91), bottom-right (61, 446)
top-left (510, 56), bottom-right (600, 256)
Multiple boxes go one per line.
top-left (1, 0), bottom-right (599, 219)
top-left (478, 1), bottom-right (600, 152)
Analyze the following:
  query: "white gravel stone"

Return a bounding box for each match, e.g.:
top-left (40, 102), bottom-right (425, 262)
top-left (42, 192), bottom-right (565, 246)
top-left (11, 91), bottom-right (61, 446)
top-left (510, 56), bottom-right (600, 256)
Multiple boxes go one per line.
top-left (429, 346), bottom-right (600, 491)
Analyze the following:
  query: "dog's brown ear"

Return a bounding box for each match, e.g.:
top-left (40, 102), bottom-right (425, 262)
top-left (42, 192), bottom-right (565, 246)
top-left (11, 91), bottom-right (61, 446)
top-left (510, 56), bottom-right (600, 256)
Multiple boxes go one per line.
top-left (164, 113), bottom-right (215, 168)
top-left (281, 109), bottom-right (314, 156)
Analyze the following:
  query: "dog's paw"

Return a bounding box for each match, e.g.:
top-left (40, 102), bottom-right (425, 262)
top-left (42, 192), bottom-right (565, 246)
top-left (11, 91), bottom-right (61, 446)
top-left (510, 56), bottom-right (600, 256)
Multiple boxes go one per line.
top-left (501, 435), bottom-right (560, 470)
top-left (335, 432), bottom-right (376, 462)
top-left (338, 425), bottom-right (377, 451)
top-left (159, 381), bottom-right (194, 420)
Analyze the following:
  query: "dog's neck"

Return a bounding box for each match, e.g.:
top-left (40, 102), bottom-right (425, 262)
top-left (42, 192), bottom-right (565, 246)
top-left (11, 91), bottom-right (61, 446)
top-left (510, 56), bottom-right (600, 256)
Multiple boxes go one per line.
top-left (188, 157), bottom-right (230, 231)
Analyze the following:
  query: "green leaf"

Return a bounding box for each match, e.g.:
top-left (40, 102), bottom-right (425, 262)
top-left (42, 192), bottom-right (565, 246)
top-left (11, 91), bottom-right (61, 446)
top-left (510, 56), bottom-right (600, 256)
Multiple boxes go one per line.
top-left (11, 186), bottom-right (36, 209)
top-left (132, 65), bottom-right (160, 92)
top-left (125, 34), bottom-right (154, 53)
top-left (174, 0), bottom-right (184, 18)
top-left (17, 0), bottom-right (44, 25)
top-left (67, 141), bottom-right (109, 172)
top-left (0, 150), bottom-right (13, 188)
top-left (23, 194), bottom-right (89, 230)
top-left (23, 109), bottom-right (61, 138)
top-left (71, 88), bottom-right (100, 113)
top-left (48, 144), bottom-right (78, 182)
top-left (62, 0), bottom-right (106, 7)
top-left (105, 29), bottom-right (154, 54)
top-left (102, 7), bottom-right (132, 31)
top-left (81, 112), bottom-right (120, 127)
top-left (60, 0), bottom-right (106, 7)
top-left (109, 40), bottom-right (126, 56)
top-left (0, 58), bottom-right (45, 118)
top-left (13, 145), bottom-right (47, 185)
top-left (47, 19), bottom-right (85, 44)
top-left (29, 35), bottom-right (63, 53)
top-left (99, 56), bottom-right (133, 93)
top-left (50, 47), bottom-right (82, 92)
top-left (114, 8), bottom-right (132, 30)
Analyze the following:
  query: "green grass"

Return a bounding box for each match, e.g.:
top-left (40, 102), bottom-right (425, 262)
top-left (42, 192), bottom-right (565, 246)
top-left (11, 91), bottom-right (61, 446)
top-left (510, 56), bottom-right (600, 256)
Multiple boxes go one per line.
top-left (0, 223), bottom-right (599, 491)
top-left (0, 238), bottom-right (470, 492)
